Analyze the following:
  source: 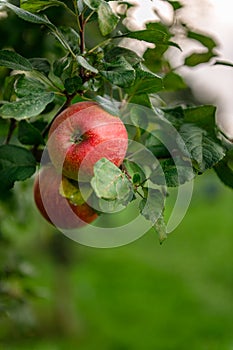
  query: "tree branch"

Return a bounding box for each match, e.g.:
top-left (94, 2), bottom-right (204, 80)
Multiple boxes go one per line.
top-left (4, 119), bottom-right (17, 145)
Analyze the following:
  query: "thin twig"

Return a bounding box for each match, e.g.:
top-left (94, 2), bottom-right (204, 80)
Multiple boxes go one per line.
top-left (4, 119), bottom-right (16, 145)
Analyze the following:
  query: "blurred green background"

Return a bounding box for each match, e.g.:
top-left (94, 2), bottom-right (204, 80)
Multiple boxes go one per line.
top-left (1, 170), bottom-right (233, 350)
top-left (1, 3), bottom-right (233, 350)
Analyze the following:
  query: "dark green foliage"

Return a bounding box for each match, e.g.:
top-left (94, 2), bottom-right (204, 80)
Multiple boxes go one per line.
top-left (0, 144), bottom-right (36, 193)
top-left (214, 149), bottom-right (233, 189)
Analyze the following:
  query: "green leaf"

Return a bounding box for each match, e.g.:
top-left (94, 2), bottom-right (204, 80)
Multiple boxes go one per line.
top-left (116, 1), bottom-right (134, 9)
top-left (2, 74), bottom-right (22, 101)
top-left (187, 30), bottom-right (217, 51)
top-left (183, 105), bottom-right (217, 137)
top-left (126, 68), bottom-right (163, 95)
top-left (121, 22), bottom-right (180, 49)
top-left (77, 55), bottom-right (98, 74)
top-left (91, 158), bottom-right (133, 202)
top-left (0, 119), bottom-right (10, 141)
top-left (163, 106), bottom-right (184, 120)
top-left (146, 21), bottom-right (170, 35)
top-left (95, 96), bottom-right (120, 116)
top-left (123, 159), bottom-right (146, 185)
top-left (0, 50), bottom-right (33, 71)
top-left (184, 51), bottom-right (216, 67)
top-left (1, 1), bottom-right (52, 25)
top-left (86, 77), bottom-right (101, 92)
top-left (163, 72), bottom-right (186, 91)
top-left (15, 75), bottom-right (46, 97)
top-left (163, 105), bottom-right (217, 136)
top-left (145, 132), bottom-right (170, 159)
top-left (214, 150), bottom-right (233, 189)
top-left (0, 144), bottom-right (36, 193)
top-left (143, 46), bottom-right (168, 73)
top-left (64, 76), bottom-right (83, 94)
top-left (97, 1), bottom-right (119, 36)
top-left (129, 94), bottom-right (152, 108)
top-left (153, 159), bottom-right (193, 187)
top-left (139, 188), bottom-right (165, 224)
top-left (129, 105), bottom-right (149, 131)
top-left (101, 56), bottom-right (135, 88)
top-left (31, 119), bottom-right (48, 132)
top-left (180, 124), bottom-right (225, 172)
top-left (59, 177), bottom-right (92, 205)
top-left (83, 0), bottom-right (100, 10)
top-left (95, 197), bottom-right (125, 213)
top-left (104, 46), bottom-right (142, 66)
top-left (166, 0), bottom-right (182, 11)
top-left (18, 120), bottom-right (45, 145)
top-left (0, 92), bottom-right (55, 120)
top-left (58, 27), bottom-right (80, 54)
top-left (29, 58), bottom-right (51, 75)
top-left (154, 214), bottom-right (167, 244)
top-left (50, 26), bottom-right (77, 55)
top-left (123, 30), bottom-right (168, 45)
top-left (20, 0), bottom-right (65, 13)
top-left (142, 21), bottom-right (173, 59)
top-left (53, 56), bottom-right (72, 78)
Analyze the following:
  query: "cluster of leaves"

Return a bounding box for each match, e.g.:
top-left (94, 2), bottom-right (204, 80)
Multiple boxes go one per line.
top-left (0, 0), bottom-right (232, 242)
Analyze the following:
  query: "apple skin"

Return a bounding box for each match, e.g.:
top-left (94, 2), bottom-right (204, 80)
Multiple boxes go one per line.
top-left (34, 164), bottom-right (98, 229)
top-left (47, 101), bottom-right (128, 181)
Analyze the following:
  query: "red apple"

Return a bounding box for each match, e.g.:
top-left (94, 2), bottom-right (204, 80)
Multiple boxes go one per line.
top-left (34, 164), bottom-right (98, 229)
top-left (47, 101), bottom-right (128, 181)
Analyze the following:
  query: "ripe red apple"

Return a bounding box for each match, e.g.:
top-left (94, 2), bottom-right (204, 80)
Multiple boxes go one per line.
top-left (47, 101), bottom-right (128, 181)
top-left (34, 164), bottom-right (98, 229)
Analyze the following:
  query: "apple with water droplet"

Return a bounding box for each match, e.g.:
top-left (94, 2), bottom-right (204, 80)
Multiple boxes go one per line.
top-left (47, 101), bottom-right (128, 181)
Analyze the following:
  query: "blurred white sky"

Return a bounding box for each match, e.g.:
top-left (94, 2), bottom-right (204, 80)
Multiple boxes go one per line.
top-left (125, 0), bottom-right (233, 137)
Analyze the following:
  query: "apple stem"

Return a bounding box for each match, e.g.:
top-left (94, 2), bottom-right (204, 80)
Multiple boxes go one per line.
top-left (71, 132), bottom-right (84, 144)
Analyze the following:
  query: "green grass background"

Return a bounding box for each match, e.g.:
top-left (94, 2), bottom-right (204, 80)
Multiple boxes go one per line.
top-left (1, 170), bottom-right (233, 350)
